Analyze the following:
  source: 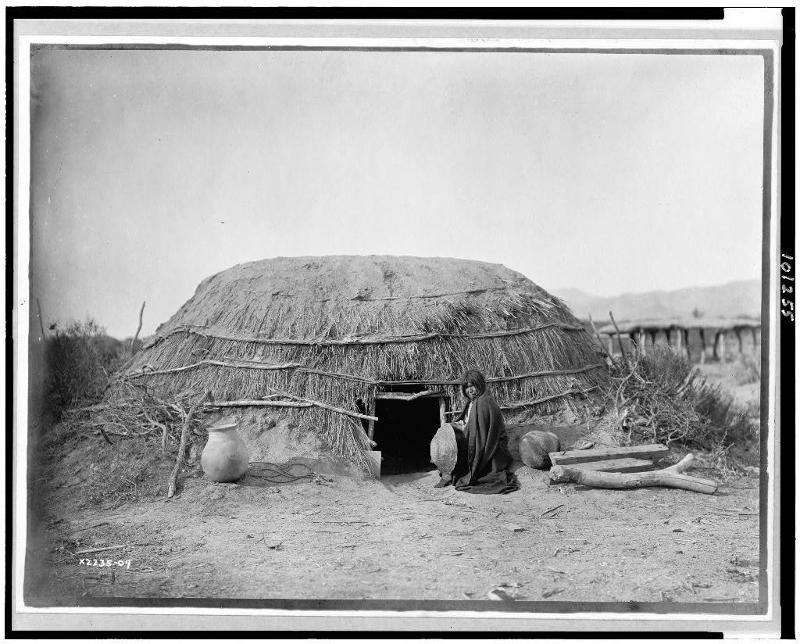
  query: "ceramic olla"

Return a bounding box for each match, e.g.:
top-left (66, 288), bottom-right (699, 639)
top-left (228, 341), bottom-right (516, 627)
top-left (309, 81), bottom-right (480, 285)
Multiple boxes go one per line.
top-left (201, 420), bottom-right (249, 482)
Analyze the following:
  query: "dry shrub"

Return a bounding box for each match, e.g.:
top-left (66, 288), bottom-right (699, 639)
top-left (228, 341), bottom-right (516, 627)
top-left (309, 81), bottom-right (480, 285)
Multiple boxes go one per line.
top-left (601, 346), bottom-right (758, 452)
top-left (44, 319), bottom-right (126, 421)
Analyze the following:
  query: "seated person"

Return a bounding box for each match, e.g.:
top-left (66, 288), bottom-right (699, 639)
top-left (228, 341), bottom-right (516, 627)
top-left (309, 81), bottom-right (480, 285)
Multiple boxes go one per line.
top-left (435, 369), bottom-right (519, 494)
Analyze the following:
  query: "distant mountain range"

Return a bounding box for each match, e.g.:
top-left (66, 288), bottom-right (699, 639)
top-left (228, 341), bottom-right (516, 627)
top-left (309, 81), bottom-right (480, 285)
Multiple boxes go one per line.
top-left (552, 279), bottom-right (761, 323)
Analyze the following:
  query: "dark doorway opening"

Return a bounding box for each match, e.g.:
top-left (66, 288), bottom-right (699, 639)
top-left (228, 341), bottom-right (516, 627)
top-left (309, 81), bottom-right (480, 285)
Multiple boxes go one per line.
top-left (373, 397), bottom-right (441, 475)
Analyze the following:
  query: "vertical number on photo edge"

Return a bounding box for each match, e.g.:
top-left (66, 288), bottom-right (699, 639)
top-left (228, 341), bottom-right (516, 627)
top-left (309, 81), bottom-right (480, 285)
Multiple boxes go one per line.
top-left (780, 254), bottom-right (794, 321)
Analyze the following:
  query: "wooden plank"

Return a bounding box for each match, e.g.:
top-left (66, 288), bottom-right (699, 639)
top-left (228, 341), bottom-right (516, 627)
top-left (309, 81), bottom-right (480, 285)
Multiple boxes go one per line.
top-left (365, 450), bottom-right (381, 479)
top-left (439, 397), bottom-right (447, 427)
top-left (549, 443), bottom-right (669, 466)
top-left (367, 398), bottom-right (376, 441)
top-left (570, 457), bottom-right (655, 474)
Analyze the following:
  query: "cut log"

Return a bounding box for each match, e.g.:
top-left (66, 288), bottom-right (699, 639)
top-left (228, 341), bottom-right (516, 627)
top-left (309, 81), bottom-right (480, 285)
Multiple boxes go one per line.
top-left (549, 454), bottom-right (717, 495)
top-left (549, 443), bottom-right (669, 466)
top-left (570, 457), bottom-right (655, 474)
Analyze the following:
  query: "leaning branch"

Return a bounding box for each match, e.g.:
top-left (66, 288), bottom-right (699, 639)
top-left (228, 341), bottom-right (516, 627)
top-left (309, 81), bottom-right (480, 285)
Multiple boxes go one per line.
top-left (129, 301), bottom-right (146, 355)
top-left (205, 399), bottom-right (313, 409)
top-left (167, 391), bottom-right (210, 499)
top-left (609, 311), bottom-right (628, 362)
top-left (205, 395), bottom-right (378, 422)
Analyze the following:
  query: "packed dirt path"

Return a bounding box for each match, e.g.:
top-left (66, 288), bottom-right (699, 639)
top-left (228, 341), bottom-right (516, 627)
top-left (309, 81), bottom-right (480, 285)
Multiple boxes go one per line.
top-left (29, 458), bottom-right (761, 606)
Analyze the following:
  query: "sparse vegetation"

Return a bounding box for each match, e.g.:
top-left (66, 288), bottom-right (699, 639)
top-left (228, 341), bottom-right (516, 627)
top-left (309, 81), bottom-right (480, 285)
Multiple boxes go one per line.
top-left (598, 346), bottom-right (758, 461)
top-left (732, 353), bottom-right (761, 386)
top-left (44, 318), bottom-right (127, 421)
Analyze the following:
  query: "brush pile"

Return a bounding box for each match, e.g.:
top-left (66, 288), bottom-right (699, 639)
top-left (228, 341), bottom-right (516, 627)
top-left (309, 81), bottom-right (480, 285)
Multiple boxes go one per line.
top-left (64, 380), bottom-right (204, 449)
top-left (598, 344), bottom-right (757, 450)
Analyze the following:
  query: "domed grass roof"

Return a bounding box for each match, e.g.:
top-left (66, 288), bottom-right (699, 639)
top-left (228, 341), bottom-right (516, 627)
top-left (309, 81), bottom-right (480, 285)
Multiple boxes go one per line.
top-left (122, 256), bottom-right (608, 469)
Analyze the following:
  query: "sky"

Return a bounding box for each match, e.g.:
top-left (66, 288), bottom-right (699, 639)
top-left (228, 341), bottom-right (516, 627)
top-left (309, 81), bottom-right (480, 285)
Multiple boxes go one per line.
top-left (28, 47), bottom-right (766, 338)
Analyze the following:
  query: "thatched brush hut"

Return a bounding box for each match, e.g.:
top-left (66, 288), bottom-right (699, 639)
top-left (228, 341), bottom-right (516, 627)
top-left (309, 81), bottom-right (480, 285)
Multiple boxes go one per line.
top-left (121, 256), bottom-right (608, 472)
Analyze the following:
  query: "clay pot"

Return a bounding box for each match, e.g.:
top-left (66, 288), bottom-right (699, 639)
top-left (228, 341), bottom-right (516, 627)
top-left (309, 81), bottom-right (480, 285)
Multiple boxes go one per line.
top-left (201, 421), bottom-right (249, 482)
top-left (519, 430), bottom-right (561, 470)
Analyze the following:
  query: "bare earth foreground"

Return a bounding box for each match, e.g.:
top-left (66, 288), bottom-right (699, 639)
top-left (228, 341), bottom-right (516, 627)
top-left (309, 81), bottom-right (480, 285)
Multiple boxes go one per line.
top-left (27, 450), bottom-right (760, 607)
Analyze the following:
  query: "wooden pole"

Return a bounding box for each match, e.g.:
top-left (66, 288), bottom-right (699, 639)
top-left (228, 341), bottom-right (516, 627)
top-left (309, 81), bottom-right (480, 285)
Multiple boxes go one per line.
top-left (735, 328), bottom-right (743, 354)
top-left (716, 331), bottom-right (726, 362)
top-left (750, 326), bottom-right (758, 352)
top-left (683, 329), bottom-right (691, 362)
top-left (367, 397), bottom-right (377, 441)
top-left (638, 329), bottom-right (647, 356)
top-left (666, 327), bottom-right (673, 347)
top-left (36, 297), bottom-right (46, 340)
top-left (167, 391), bottom-right (210, 499)
top-left (129, 301), bottom-right (146, 355)
top-left (549, 454), bottom-right (717, 494)
top-left (674, 326), bottom-right (682, 356)
top-left (439, 396), bottom-right (447, 428)
top-left (699, 328), bottom-right (707, 364)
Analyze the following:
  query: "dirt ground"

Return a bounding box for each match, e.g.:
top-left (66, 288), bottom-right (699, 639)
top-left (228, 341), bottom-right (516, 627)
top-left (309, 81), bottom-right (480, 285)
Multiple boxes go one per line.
top-left (27, 449), bottom-right (761, 607)
top-left (25, 360), bottom-right (763, 608)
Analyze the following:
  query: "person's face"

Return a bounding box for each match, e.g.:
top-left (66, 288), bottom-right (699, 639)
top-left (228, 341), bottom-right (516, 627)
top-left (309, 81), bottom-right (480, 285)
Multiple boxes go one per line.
top-left (465, 383), bottom-right (479, 400)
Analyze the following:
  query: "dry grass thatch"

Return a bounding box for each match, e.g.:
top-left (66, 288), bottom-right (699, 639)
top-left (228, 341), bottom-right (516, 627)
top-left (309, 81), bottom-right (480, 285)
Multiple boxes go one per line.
top-left (113, 256), bottom-right (609, 471)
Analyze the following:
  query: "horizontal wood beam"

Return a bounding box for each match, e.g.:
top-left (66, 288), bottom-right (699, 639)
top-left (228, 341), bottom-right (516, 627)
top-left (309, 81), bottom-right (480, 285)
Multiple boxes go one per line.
top-left (126, 360), bottom-right (607, 387)
top-left (374, 390), bottom-right (443, 401)
top-left (144, 321), bottom-right (587, 349)
top-left (549, 443), bottom-right (669, 466)
top-left (568, 457), bottom-right (655, 473)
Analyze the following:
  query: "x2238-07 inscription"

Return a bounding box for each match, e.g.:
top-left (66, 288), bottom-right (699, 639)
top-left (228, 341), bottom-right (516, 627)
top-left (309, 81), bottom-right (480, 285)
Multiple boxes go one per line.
top-left (79, 558), bottom-right (131, 569)
top-left (781, 253), bottom-right (795, 322)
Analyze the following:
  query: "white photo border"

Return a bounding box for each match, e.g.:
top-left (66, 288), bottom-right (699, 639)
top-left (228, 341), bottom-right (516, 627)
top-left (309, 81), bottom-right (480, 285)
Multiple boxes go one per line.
top-left (10, 14), bottom-right (786, 636)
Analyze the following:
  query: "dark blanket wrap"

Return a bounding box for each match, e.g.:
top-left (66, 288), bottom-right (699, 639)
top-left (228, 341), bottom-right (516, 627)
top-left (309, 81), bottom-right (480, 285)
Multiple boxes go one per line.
top-left (453, 393), bottom-right (519, 494)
